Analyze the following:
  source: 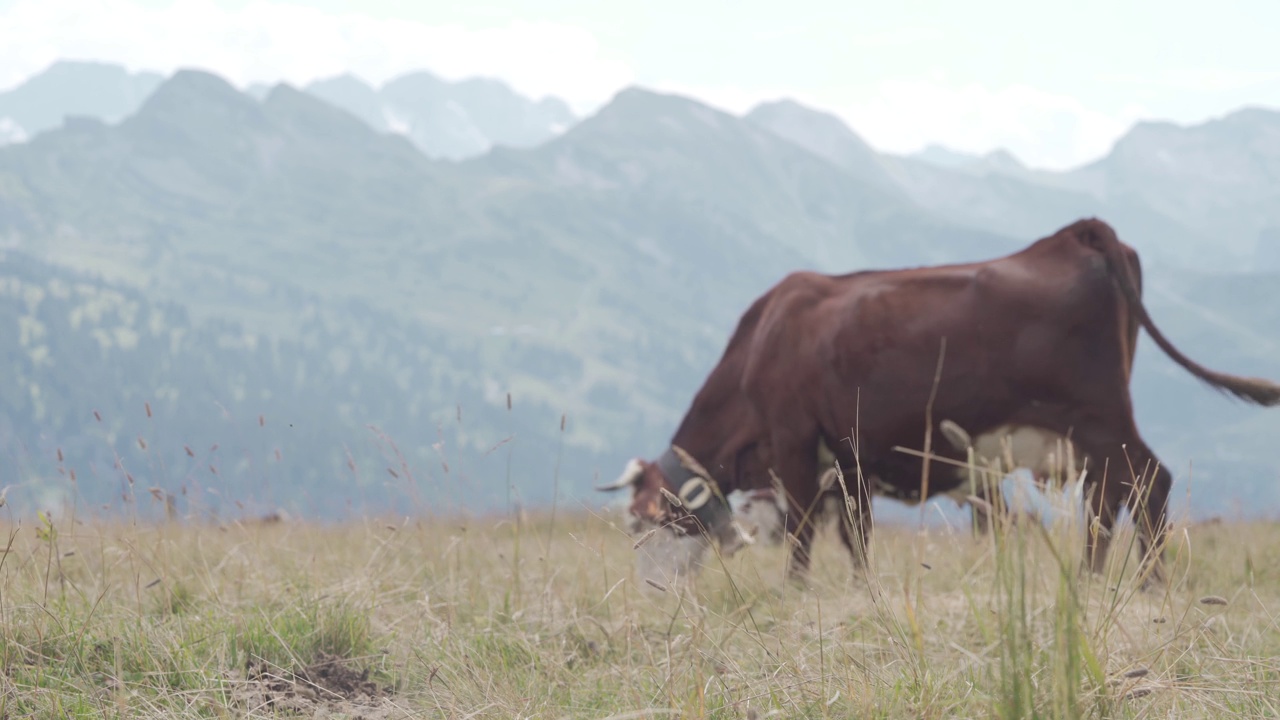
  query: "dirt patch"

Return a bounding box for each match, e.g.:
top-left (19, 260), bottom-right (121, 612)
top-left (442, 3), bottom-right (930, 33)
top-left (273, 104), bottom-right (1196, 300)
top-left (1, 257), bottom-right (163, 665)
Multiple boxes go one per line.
top-left (295, 652), bottom-right (387, 701)
top-left (233, 653), bottom-right (404, 718)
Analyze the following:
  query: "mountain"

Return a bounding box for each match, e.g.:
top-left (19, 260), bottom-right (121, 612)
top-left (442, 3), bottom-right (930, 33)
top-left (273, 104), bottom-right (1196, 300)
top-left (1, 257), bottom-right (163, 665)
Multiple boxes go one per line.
top-left (744, 100), bottom-right (900, 193)
top-left (750, 100), bottom-right (1245, 271)
top-left (757, 99), bottom-right (1280, 273)
top-left (914, 144), bottom-right (1016, 174)
top-left (449, 85), bottom-right (1019, 418)
top-left (0, 62), bottom-right (577, 161)
top-left (913, 144), bottom-right (978, 169)
top-left (879, 153), bottom-right (1222, 269)
top-left (303, 75), bottom-right (388, 133)
top-left (1258, 226), bottom-right (1280, 271)
top-left (244, 82), bottom-right (273, 101)
top-left (0, 117), bottom-right (24, 145)
top-left (743, 109), bottom-right (1122, 257)
top-left (1, 68), bottom-right (1277, 521)
top-left (910, 144), bottom-right (1062, 186)
top-left (0, 71), bottom-right (549, 517)
top-left (1060, 107), bottom-right (1280, 266)
top-left (0, 72), bottom-right (1023, 518)
top-left (304, 71), bottom-right (577, 160)
top-left (0, 60), bottom-right (164, 145)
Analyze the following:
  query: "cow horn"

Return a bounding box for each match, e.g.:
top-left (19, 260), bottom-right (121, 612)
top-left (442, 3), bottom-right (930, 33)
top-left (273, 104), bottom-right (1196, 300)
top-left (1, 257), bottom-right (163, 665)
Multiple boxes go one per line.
top-left (596, 459), bottom-right (645, 491)
top-left (939, 419), bottom-right (972, 451)
top-left (670, 445), bottom-right (712, 480)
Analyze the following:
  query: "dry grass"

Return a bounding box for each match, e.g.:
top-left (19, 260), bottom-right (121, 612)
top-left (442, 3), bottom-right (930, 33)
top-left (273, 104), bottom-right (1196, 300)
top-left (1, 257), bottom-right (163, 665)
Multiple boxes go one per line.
top-left (1, 498), bottom-right (1279, 719)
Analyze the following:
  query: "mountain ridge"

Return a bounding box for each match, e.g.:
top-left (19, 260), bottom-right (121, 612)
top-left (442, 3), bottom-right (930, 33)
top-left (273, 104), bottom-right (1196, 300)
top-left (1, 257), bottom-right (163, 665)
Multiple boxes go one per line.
top-left (0, 60), bottom-right (164, 145)
top-left (0, 65), bottom-right (1277, 521)
top-left (306, 69), bottom-right (577, 160)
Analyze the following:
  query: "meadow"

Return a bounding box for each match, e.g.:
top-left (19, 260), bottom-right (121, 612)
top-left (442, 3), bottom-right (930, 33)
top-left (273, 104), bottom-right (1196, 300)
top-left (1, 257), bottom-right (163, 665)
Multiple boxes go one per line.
top-left (1, 487), bottom-right (1279, 719)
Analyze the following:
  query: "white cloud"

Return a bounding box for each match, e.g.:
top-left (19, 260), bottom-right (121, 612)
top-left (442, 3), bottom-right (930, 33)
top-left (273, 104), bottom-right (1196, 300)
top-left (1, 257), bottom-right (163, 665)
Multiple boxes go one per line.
top-left (0, 0), bottom-right (634, 114)
top-left (840, 80), bottom-right (1151, 170)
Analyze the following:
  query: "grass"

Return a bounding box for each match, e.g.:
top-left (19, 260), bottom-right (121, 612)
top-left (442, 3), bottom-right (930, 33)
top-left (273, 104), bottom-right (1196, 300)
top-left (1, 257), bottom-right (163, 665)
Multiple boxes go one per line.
top-left (1, 495), bottom-right (1279, 719)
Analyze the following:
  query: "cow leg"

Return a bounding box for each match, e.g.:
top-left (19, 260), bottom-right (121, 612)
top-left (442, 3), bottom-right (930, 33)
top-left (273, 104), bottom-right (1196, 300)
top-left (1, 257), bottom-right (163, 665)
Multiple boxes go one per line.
top-left (1081, 471), bottom-right (1122, 578)
top-left (833, 474), bottom-right (874, 573)
top-left (771, 435), bottom-right (822, 584)
top-left (1131, 455), bottom-right (1173, 590)
top-left (1073, 428), bottom-right (1173, 590)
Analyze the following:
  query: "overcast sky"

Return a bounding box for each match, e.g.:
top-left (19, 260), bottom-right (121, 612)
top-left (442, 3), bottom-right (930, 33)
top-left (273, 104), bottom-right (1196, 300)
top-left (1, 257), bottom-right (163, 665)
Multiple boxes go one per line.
top-left (2, 0), bottom-right (1278, 170)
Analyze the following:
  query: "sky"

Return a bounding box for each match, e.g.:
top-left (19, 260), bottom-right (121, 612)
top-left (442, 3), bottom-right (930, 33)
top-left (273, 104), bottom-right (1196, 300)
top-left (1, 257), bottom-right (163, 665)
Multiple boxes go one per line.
top-left (2, 0), bottom-right (1279, 170)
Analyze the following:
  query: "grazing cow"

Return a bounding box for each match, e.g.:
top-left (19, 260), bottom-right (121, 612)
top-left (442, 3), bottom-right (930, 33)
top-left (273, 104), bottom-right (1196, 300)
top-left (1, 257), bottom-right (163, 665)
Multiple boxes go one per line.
top-left (595, 318), bottom-right (969, 571)
top-left (601, 218), bottom-right (1280, 588)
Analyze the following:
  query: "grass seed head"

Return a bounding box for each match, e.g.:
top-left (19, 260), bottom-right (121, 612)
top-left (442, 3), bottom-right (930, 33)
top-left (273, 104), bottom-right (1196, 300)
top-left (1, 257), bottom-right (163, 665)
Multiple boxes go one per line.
top-left (633, 527), bottom-right (659, 549)
top-left (644, 578), bottom-right (668, 592)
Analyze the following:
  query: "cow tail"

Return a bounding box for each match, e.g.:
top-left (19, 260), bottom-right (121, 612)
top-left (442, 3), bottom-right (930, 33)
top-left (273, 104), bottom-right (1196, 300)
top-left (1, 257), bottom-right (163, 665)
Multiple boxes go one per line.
top-left (1093, 228), bottom-right (1280, 407)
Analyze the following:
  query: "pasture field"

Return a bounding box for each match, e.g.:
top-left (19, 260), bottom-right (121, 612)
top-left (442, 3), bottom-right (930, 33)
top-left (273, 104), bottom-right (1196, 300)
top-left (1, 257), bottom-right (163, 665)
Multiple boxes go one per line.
top-left (1, 497), bottom-right (1279, 719)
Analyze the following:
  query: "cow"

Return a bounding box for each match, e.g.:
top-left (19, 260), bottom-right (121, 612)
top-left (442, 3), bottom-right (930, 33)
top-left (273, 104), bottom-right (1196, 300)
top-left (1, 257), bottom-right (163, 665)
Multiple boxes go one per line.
top-left (600, 218), bottom-right (1280, 589)
top-left (595, 323), bottom-right (1002, 575)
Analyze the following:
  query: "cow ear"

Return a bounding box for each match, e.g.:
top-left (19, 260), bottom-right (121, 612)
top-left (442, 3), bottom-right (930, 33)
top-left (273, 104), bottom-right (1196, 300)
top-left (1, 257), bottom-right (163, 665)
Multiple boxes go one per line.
top-left (596, 458), bottom-right (647, 491)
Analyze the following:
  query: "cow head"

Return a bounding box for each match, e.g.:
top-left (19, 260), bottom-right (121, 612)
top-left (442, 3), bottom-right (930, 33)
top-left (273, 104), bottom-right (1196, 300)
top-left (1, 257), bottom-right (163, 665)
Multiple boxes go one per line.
top-left (598, 446), bottom-right (754, 558)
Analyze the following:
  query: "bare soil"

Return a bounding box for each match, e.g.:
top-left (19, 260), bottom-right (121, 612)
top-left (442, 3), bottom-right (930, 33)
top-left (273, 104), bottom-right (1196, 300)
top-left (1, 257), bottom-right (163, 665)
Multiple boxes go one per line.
top-left (234, 653), bottom-right (405, 719)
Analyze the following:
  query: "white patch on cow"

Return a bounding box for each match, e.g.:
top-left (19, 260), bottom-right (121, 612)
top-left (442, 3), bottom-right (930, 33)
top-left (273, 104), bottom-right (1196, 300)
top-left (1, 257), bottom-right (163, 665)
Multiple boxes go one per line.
top-left (972, 424), bottom-right (1078, 479)
top-left (720, 519), bottom-right (756, 556)
top-left (729, 488), bottom-right (788, 546)
top-left (941, 421), bottom-right (1081, 503)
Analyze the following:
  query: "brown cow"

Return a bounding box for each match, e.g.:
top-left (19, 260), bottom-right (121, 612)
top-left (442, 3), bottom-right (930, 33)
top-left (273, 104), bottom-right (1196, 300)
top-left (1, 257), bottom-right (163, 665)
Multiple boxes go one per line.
top-left (601, 218), bottom-right (1280, 589)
